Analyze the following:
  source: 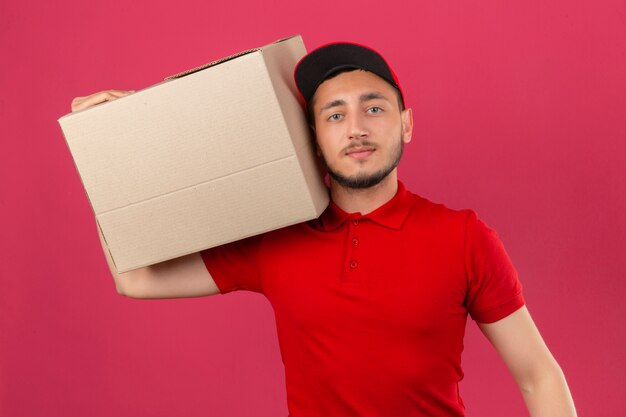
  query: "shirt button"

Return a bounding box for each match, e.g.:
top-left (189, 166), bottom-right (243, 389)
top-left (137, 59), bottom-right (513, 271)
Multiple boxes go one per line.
top-left (352, 220), bottom-right (359, 226)
top-left (350, 260), bottom-right (358, 269)
top-left (352, 238), bottom-right (359, 246)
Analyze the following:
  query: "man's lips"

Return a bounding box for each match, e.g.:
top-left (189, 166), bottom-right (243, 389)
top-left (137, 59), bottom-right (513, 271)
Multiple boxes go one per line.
top-left (345, 146), bottom-right (375, 159)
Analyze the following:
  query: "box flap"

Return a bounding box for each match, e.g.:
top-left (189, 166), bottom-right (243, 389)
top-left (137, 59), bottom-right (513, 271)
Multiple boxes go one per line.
top-left (166, 48), bottom-right (258, 80)
top-left (164, 35), bottom-right (302, 80)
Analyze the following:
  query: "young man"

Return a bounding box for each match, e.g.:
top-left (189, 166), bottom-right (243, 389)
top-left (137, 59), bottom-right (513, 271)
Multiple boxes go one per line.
top-left (71, 43), bottom-right (577, 417)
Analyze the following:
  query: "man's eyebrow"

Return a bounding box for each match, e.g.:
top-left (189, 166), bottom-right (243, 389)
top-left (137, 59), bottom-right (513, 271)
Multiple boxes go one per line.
top-left (317, 92), bottom-right (391, 115)
top-left (360, 92), bottom-right (390, 102)
top-left (319, 99), bottom-right (346, 114)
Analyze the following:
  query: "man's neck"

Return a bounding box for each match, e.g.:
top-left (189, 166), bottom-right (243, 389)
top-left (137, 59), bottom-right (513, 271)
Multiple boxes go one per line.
top-left (329, 171), bottom-right (399, 215)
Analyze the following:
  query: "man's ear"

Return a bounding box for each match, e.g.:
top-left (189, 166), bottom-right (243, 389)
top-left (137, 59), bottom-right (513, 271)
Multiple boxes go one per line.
top-left (401, 108), bottom-right (413, 144)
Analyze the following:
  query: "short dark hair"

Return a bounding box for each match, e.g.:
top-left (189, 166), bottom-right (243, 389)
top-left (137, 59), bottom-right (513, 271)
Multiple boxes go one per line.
top-left (306, 69), bottom-right (405, 126)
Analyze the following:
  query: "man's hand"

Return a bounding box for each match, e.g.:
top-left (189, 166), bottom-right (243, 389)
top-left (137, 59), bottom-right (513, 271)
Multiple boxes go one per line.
top-left (71, 90), bottom-right (135, 112)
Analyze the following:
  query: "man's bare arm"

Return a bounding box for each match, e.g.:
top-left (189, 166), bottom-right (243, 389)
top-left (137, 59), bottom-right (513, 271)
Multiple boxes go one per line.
top-left (73, 90), bottom-right (220, 299)
top-left (479, 306), bottom-right (577, 417)
top-left (97, 226), bottom-right (219, 299)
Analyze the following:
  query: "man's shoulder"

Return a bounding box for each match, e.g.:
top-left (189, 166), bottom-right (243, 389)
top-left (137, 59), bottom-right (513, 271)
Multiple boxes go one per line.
top-left (406, 189), bottom-right (474, 225)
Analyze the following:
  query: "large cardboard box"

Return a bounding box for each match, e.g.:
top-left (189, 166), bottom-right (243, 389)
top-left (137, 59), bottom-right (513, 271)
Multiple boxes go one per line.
top-left (58, 35), bottom-right (328, 273)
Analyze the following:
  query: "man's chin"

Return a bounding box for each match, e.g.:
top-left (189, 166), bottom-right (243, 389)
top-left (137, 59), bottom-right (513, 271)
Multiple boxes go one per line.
top-left (322, 138), bottom-right (404, 190)
top-left (328, 169), bottom-right (392, 190)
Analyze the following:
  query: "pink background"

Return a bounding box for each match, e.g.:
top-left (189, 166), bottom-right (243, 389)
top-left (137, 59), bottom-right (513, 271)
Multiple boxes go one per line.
top-left (1, 0), bottom-right (625, 416)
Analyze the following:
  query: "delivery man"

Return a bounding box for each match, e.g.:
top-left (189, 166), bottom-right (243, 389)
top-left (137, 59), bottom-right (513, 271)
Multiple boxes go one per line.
top-left (70, 42), bottom-right (577, 417)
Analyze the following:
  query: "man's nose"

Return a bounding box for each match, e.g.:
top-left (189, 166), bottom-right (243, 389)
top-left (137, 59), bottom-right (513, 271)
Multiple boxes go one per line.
top-left (347, 113), bottom-right (368, 140)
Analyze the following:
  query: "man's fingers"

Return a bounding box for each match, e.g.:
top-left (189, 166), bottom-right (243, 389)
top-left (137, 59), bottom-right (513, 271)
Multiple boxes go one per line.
top-left (70, 91), bottom-right (115, 112)
top-left (107, 90), bottom-right (135, 97)
top-left (70, 90), bottom-right (135, 112)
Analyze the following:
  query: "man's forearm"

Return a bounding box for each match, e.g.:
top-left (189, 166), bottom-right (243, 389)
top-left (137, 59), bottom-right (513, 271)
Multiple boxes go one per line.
top-left (478, 308), bottom-right (577, 417)
top-left (520, 365), bottom-right (577, 417)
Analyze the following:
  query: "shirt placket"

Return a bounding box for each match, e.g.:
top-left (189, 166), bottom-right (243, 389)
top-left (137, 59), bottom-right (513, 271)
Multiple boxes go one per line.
top-left (342, 216), bottom-right (363, 285)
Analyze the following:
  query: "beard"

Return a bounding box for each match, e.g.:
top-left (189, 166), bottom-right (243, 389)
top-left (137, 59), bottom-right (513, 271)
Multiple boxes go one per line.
top-left (319, 136), bottom-right (404, 190)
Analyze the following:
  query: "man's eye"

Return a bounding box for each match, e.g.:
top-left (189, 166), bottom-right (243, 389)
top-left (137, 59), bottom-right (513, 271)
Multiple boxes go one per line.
top-left (367, 106), bottom-right (383, 114)
top-left (328, 113), bottom-right (343, 121)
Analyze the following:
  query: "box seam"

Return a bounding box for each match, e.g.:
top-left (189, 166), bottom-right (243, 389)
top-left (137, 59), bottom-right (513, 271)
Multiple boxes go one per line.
top-left (97, 154), bottom-right (296, 216)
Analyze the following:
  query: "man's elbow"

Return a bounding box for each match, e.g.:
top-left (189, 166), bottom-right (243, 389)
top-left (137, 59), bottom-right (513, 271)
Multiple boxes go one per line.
top-left (114, 280), bottom-right (134, 298)
top-left (113, 277), bottom-right (134, 298)
top-left (518, 360), bottom-right (566, 395)
top-left (111, 272), bottom-right (148, 299)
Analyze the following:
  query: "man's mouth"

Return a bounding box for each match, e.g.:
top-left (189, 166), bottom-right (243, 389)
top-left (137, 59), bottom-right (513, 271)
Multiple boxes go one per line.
top-left (345, 146), bottom-right (375, 159)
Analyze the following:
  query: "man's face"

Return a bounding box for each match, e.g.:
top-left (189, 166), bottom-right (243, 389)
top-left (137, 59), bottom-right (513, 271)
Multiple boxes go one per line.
top-left (310, 70), bottom-right (413, 189)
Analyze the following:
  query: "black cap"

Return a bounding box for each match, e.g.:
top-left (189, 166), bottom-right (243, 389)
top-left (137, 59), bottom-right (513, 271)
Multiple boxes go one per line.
top-left (294, 42), bottom-right (404, 108)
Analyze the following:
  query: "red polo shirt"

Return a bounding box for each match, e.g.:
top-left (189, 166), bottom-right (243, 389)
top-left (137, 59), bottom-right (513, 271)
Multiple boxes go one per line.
top-left (201, 181), bottom-right (524, 417)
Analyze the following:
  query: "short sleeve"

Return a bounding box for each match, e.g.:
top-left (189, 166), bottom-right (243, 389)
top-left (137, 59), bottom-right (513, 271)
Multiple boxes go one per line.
top-left (464, 211), bottom-right (525, 323)
top-left (200, 234), bottom-right (264, 294)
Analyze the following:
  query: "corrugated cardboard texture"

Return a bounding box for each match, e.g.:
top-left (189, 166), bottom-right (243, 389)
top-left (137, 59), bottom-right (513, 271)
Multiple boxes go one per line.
top-left (59, 35), bottom-right (329, 272)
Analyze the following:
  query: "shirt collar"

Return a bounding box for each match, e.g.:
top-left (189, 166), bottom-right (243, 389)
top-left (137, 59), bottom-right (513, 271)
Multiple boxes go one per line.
top-left (319, 180), bottom-right (415, 231)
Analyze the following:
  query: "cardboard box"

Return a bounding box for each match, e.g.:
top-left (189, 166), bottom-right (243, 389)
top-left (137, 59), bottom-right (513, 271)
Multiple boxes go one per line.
top-left (58, 35), bottom-right (329, 273)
